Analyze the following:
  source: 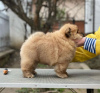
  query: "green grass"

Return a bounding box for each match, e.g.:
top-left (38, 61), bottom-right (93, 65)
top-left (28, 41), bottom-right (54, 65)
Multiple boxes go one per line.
top-left (16, 88), bottom-right (32, 93)
top-left (57, 88), bottom-right (65, 92)
top-left (37, 63), bottom-right (53, 68)
top-left (98, 89), bottom-right (100, 93)
top-left (16, 88), bottom-right (66, 93)
top-left (37, 64), bottom-right (48, 68)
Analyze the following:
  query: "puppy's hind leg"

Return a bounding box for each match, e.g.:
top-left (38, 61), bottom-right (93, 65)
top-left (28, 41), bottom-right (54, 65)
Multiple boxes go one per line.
top-left (55, 62), bottom-right (69, 78)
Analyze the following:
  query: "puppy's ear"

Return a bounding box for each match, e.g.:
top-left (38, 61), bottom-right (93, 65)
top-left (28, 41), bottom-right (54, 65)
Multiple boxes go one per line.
top-left (65, 28), bottom-right (71, 38)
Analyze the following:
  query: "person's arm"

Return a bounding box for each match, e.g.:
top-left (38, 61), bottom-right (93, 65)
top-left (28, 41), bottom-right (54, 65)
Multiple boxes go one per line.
top-left (73, 37), bottom-right (86, 47)
top-left (72, 27), bottom-right (100, 62)
top-left (95, 39), bottom-right (100, 55)
top-left (74, 37), bottom-right (96, 54)
top-left (72, 37), bottom-right (97, 62)
top-left (84, 37), bottom-right (96, 54)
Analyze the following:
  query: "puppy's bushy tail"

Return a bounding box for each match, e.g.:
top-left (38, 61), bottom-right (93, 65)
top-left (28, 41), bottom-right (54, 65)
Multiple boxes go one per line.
top-left (21, 32), bottom-right (45, 51)
top-left (32, 32), bottom-right (45, 37)
top-left (28, 32), bottom-right (45, 41)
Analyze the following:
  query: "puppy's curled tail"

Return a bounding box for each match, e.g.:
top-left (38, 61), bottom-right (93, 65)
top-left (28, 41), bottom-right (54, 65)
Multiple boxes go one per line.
top-left (28, 32), bottom-right (45, 40)
top-left (31, 32), bottom-right (45, 37)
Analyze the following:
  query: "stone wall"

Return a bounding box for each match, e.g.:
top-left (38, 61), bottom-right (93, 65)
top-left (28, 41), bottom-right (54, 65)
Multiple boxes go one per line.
top-left (85, 55), bottom-right (100, 69)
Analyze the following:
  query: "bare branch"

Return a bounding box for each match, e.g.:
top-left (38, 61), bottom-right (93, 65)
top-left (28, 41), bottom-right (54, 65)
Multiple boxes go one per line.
top-left (17, 0), bottom-right (24, 13)
top-left (1, 0), bottom-right (33, 28)
top-left (33, 0), bottom-right (44, 30)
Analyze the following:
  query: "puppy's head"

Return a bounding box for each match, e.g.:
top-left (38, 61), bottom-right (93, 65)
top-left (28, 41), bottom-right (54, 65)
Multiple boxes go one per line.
top-left (59, 23), bottom-right (82, 40)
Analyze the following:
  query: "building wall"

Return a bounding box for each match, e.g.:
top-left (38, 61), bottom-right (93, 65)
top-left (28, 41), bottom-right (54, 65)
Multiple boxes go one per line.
top-left (0, 13), bottom-right (9, 51)
top-left (8, 10), bottom-right (25, 49)
top-left (58, 0), bottom-right (85, 21)
top-left (40, 0), bottom-right (85, 21)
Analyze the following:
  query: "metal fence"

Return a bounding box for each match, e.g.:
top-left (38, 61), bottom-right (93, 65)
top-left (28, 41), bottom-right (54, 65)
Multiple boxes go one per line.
top-left (0, 13), bottom-right (9, 52)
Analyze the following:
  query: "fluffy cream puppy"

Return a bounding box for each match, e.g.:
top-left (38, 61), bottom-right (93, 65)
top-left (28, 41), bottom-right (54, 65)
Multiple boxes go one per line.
top-left (20, 23), bottom-right (82, 78)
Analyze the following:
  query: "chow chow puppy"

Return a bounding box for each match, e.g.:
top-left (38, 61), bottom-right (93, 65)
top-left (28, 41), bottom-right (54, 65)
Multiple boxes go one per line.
top-left (20, 23), bottom-right (82, 78)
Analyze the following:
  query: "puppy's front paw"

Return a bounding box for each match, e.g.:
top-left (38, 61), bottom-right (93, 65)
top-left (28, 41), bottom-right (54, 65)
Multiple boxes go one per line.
top-left (26, 74), bottom-right (34, 78)
top-left (23, 71), bottom-right (34, 78)
top-left (56, 73), bottom-right (68, 78)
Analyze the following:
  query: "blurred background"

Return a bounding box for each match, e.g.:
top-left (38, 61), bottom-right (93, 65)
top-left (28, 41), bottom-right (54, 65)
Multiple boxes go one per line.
top-left (0, 0), bottom-right (100, 93)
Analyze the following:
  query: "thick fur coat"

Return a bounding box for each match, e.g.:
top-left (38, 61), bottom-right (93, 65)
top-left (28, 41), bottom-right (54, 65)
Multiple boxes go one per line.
top-left (20, 23), bottom-right (82, 78)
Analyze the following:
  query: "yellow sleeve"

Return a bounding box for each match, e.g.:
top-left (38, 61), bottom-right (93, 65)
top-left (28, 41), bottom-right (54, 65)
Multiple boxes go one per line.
top-left (95, 27), bottom-right (100, 55)
top-left (95, 27), bottom-right (100, 39)
top-left (72, 27), bottom-right (100, 62)
top-left (96, 39), bottom-right (100, 55)
top-left (72, 47), bottom-right (97, 62)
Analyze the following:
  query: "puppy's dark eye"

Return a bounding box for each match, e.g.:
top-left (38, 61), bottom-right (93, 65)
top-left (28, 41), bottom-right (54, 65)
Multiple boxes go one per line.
top-left (77, 29), bottom-right (79, 33)
top-left (65, 28), bottom-right (71, 38)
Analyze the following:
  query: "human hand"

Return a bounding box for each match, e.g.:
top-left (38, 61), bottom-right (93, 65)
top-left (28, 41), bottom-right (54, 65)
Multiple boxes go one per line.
top-left (73, 37), bottom-right (86, 47)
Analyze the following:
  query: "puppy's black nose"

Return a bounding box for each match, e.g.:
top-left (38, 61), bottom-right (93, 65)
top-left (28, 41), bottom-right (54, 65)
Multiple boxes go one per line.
top-left (80, 32), bottom-right (85, 37)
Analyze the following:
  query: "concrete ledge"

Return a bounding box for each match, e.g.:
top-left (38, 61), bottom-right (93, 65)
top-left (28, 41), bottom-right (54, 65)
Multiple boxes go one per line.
top-left (0, 49), bottom-right (14, 58)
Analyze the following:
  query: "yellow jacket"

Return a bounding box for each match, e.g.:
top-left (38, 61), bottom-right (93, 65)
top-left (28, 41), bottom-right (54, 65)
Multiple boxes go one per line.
top-left (72, 27), bottom-right (100, 62)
